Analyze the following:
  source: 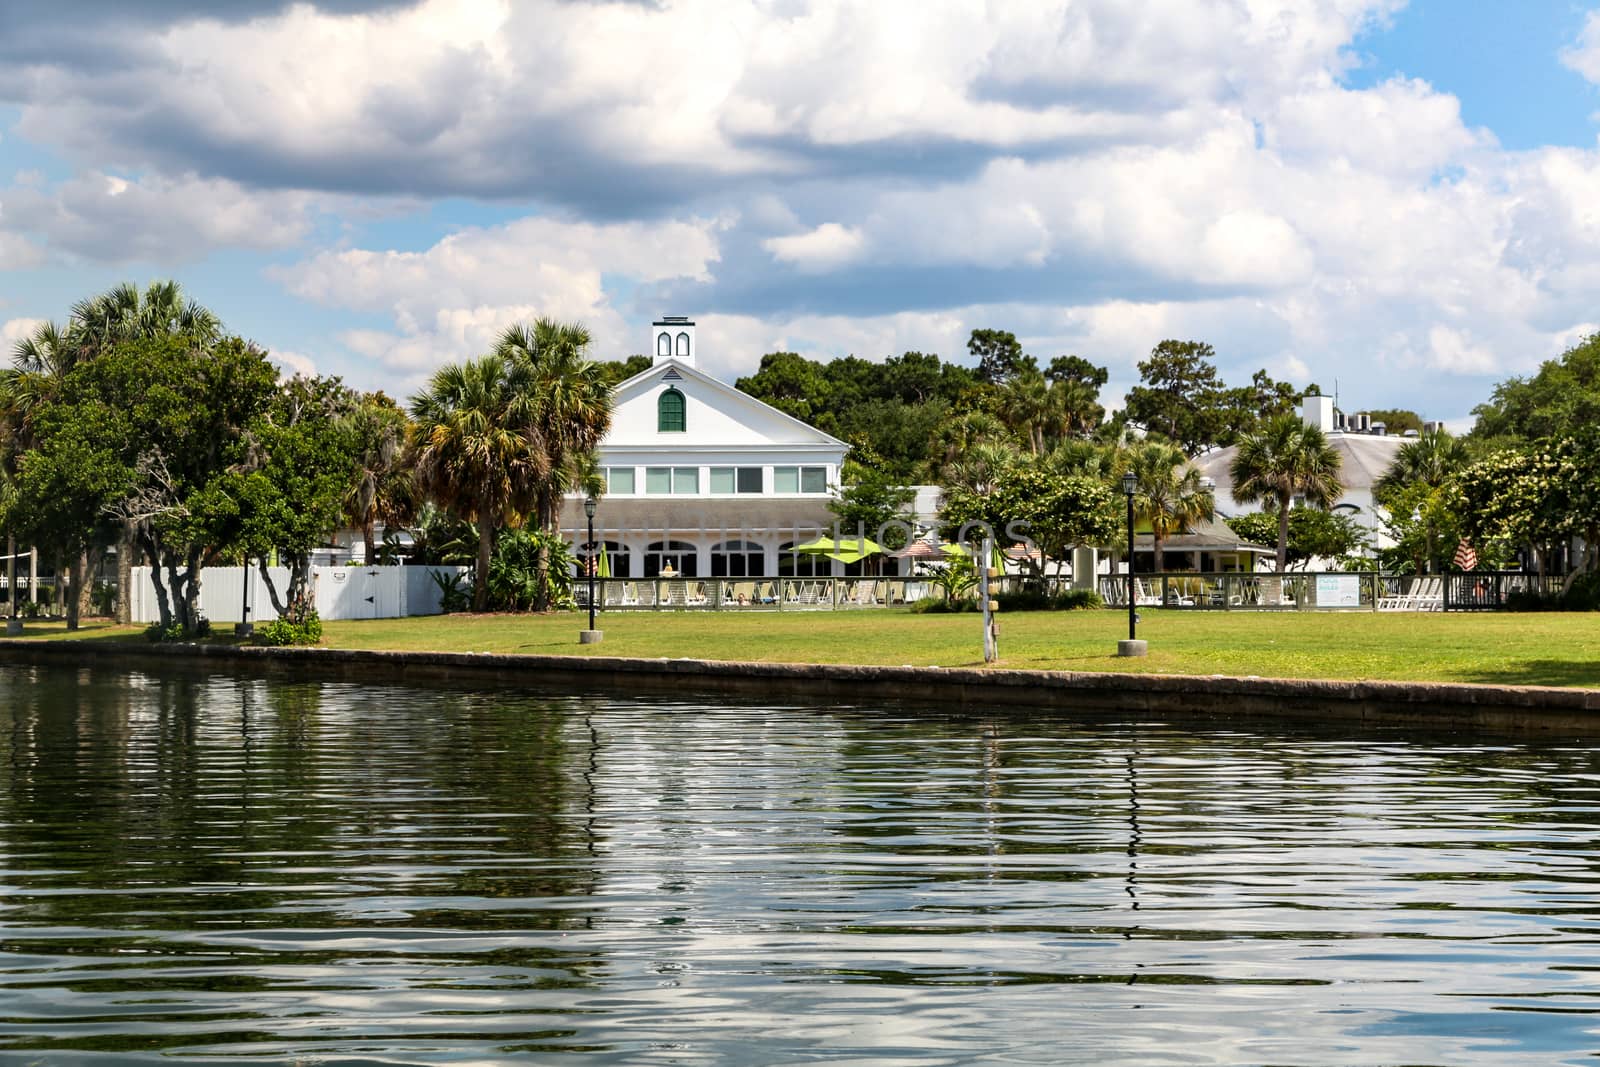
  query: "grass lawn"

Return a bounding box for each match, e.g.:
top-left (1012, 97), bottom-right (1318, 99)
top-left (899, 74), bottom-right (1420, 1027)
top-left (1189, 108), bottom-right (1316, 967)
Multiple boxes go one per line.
top-left (16, 608), bottom-right (1600, 688)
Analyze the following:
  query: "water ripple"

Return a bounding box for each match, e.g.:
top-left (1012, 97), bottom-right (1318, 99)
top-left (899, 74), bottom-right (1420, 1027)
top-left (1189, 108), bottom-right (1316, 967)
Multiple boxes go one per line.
top-left (2, 665), bottom-right (1600, 1064)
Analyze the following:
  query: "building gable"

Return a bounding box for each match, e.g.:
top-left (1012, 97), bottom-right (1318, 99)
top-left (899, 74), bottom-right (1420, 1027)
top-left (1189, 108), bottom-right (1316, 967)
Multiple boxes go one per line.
top-left (608, 359), bottom-right (846, 450)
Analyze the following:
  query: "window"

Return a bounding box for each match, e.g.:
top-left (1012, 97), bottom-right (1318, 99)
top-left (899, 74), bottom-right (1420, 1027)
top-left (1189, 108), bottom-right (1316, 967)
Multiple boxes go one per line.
top-left (710, 467), bottom-right (764, 494)
top-left (580, 540), bottom-right (632, 579)
top-left (606, 467), bottom-right (635, 494)
top-left (645, 467), bottom-right (672, 495)
top-left (676, 331), bottom-right (690, 357)
top-left (775, 466), bottom-right (828, 494)
top-left (712, 540), bottom-right (764, 577)
top-left (657, 332), bottom-right (671, 358)
top-left (646, 540), bottom-right (697, 578)
top-left (672, 467), bottom-right (698, 494)
top-left (658, 387), bottom-right (686, 432)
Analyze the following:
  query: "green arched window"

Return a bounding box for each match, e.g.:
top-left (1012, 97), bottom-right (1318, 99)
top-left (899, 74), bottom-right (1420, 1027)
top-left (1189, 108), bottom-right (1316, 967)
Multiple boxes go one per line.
top-left (658, 387), bottom-right (686, 432)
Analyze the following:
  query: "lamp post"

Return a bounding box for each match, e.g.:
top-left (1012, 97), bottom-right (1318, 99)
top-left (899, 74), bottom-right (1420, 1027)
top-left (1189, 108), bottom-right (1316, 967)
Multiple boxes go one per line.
top-left (1118, 471), bottom-right (1146, 657)
top-left (580, 496), bottom-right (602, 645)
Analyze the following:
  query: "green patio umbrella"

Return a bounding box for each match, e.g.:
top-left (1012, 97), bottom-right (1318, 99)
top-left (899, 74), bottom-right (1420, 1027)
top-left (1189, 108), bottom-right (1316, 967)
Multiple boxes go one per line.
top-left (792, 535), bottom-right (883, 564)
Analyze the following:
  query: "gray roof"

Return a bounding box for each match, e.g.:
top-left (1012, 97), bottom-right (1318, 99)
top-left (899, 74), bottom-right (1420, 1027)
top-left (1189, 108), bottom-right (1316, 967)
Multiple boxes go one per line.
top-left (1196, 431), bottom-right (1404, 499)
top-left (1134, 516), bottom-right (1274, 554)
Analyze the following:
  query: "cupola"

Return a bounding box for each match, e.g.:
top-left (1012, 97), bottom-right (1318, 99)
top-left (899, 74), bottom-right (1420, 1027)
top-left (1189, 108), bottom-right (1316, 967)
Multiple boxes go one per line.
top-left (651, 316), bottom-right (696, 367)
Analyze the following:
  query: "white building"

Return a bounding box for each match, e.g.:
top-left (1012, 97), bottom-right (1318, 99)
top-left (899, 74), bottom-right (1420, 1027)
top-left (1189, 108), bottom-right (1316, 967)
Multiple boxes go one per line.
top-left (558, 317), bottom-right (854, 578)
top-left (1196, 393), bottom-right (1407, 554)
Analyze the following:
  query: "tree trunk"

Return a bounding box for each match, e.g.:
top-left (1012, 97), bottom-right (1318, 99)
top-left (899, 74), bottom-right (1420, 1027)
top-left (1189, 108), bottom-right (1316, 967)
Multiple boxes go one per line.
top-left (475, 519), bottom-right (494, 613)
top-left (65, 553), bottom-right (85, 630)
top-left (76, 548), bottom-right (100, 621)
top-left (1152, 531), bottom-right (1165, 573)
top-left (363, 521), bottom-right (377, 565)
top-left (115, 525), bottom-right (134, 625)
top-left (1276, 494), bottom-right (1291, 571)
top-left (141, 529), bottom-right (174, 631)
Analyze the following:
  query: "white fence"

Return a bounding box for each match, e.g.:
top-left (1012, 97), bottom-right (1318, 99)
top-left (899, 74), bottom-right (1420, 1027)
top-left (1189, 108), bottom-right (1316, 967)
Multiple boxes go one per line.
top-left (127, 565), bottom-right (470, 623)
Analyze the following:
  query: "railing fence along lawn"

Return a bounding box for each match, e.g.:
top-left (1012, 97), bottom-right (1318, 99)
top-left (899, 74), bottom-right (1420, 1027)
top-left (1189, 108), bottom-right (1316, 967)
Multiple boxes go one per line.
top-left (576, 571), bottom-right (1563, 612)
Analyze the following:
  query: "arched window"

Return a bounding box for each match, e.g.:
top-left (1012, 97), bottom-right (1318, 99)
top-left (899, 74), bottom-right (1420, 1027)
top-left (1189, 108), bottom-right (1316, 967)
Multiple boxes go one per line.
top-left (778, 540), bottom-right (827, 577)
top-left (676, 331), bottom-right (690, 357)
top-left (657, 331), bottom-right (671, 358)
top-left (578, 540), bottom-right (632, 579)
top-left (658, 387), bottom-right (686, 432)
top-left (711, 540), bottom-right (765, 577)
top-left (645, 540), bottom-right (697, 578)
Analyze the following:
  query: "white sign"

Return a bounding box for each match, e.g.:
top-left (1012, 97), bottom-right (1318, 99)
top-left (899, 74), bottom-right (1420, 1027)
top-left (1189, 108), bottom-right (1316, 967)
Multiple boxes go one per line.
top-left (1315, 574), bottom-right (1361, 607)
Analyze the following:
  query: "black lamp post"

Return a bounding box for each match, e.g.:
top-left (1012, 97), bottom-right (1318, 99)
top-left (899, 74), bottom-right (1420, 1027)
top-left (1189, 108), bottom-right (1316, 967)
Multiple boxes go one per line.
top-left (1119, 471), bottom-right (1145, 656)
top-left (581, 496), bottom-right (600, 643)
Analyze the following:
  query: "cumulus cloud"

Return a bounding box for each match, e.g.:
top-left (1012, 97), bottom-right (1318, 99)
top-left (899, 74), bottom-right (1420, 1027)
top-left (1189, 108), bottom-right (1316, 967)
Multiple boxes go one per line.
top-left (275, 212), bottom-right (722, 380)
top-left (1561, 10), bottom-right (1600, 85)
top-left (0, 317), bottom-right (47, 347)
top-left (0, 172), bottom-right (319, 264)
top-left (4, 0), bottom-right (1600, 420)
top-left (0, 0), bottom-right (1403, 209)
top-left (763, 223), bottom-right (864, 272)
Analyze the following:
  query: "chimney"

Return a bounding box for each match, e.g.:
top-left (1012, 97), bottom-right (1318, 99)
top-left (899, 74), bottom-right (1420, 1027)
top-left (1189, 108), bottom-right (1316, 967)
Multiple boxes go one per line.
top-left (651, 316), bottom-right (697, 367)
top-left (1357, 413), bottom-right (1371, 432)
top-left (1301, 392), bottom-right (1334, 433)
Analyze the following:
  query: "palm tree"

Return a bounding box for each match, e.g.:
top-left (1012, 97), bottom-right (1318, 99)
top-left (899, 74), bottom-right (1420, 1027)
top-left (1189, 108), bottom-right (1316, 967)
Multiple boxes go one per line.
top-left (1229, 413), bottom-right (1344, 570)
top-left (495, 319), bottom-right (613, 610)
top-left (1375, 427), bottom-right (1468, 500)
top-left (494, 319), bottom-right (614, 532)
top-left (1126, 440), bottom-right (1215, 572)
top-left (344, 394), bottom-right (415, 563)
top-left (1001, 369), bottom-right (1052, 455)
top-left (410, 354), bottom-right (548, 612)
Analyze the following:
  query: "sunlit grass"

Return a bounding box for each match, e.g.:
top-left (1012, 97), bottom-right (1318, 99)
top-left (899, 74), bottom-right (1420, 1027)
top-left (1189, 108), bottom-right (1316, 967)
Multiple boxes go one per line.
top-left (13, 608), bottom-right (1600, 688)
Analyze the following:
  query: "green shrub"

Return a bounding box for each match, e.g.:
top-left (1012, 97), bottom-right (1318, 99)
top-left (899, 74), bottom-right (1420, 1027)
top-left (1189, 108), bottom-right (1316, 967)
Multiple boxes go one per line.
top-left (256, 615), bottom-right (322, 646)
top-left (911, 595), bottom-right (978, 614)
top-left (254, 592), bottom-right (321, 646)
top-left (430, 569), bottom-right (471, 613)
top-left (1562, 572), bottom-right (1600, 611)
top-left (145, 622), bottom-right (185, 642)
top-left (995, 588), bottom-right (1104, 612)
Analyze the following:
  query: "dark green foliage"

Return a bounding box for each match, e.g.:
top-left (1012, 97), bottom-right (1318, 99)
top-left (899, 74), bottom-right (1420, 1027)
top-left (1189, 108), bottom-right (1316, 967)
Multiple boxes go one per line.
top-left (430, 569), bottom-right (472, 614)
top-left (829, 452), bottom-right (917, 547)
top-left (1364, 408), bottom-right (1424, 436)
top-left (255, 595), bottom-right (322, 646)
top-left (910, 595), bottom-right (978, 614)
top-left (995, 588), bottom-right (1105, 611)
top-left (1123, 340), bottom-right (1228, 454)
top-left (1471, 332), bottom-right (1600, 445)
top-left (968, 328), bottom-right (1025, 385)
top-left (1225, 508), bottom-right (1370, 569)
top-left (487, 528), bottom-right (576, 611)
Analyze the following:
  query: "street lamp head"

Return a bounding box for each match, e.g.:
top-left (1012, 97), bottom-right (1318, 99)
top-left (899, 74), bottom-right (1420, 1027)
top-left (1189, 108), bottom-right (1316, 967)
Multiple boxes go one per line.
top-left (584, 495), bottom-right (597, 520)
top-left (1121, 471), bottom-right (1138, 498)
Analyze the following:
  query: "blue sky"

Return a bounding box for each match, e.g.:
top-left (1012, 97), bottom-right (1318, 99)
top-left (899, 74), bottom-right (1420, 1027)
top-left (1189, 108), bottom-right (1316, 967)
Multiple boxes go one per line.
top-left (5, 0), bottom-right (1600, 426)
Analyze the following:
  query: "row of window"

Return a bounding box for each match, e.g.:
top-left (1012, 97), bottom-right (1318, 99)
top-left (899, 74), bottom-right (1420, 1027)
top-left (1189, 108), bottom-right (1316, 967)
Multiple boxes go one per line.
top-left (578, 540), bottom-right (837, 578)
top-left (603, 465), bottom-right (829, 496)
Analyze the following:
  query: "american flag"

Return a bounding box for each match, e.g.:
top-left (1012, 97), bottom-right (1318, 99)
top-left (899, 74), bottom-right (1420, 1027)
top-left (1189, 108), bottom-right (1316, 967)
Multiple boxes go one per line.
top-left (1453, 540), bottom-right (1478, 571)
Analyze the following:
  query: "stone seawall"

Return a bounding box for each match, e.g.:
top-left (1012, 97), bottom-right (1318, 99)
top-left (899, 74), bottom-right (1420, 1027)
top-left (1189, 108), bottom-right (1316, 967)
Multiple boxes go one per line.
top-left (4, 639), bottom-right (1598, 737)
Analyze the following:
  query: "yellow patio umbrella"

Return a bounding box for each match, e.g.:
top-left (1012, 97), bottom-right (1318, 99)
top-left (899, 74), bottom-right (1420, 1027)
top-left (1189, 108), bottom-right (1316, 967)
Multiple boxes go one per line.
top-left (792, 535), bottom-right (882, 564)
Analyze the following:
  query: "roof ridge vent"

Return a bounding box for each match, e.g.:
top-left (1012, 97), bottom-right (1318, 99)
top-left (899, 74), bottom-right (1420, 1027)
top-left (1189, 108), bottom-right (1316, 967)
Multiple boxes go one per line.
top-left (661, 367), bottom-right (683, 380)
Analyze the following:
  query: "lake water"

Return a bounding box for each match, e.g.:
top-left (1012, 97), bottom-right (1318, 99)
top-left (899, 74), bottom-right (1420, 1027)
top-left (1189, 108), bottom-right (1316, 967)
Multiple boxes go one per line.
top-left (2, 663), bottom-right (1600, 1065)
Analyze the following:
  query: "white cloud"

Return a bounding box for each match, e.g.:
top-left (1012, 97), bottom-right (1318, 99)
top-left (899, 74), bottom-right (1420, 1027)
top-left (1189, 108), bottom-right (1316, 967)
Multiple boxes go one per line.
top-left (763, 223), bottom-right (864, 272)
top-left (1561, 11), bottom-right (1600, 85)
top-left (1, 171), bottom-right (317, 264)
top-left (1, 317), bottom-right (46, 347)
top-left (276, 212), bottom-right (722, 380)
top-left (270, 348), bottom-right (318, 378)
top-left (1427, 325), bottom-right (1496, 375)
